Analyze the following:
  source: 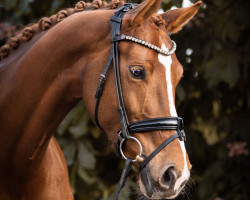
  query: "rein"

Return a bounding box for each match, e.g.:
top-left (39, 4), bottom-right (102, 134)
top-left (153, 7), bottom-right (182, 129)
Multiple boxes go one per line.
top-left (94, 4), bottom-right (186, 199)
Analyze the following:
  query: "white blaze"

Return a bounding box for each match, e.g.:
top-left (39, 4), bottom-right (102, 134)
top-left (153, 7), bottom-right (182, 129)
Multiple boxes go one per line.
top-left (157, 44), bottom-right (177, 117)
top-left (158, 44), bottom-right (190, 191)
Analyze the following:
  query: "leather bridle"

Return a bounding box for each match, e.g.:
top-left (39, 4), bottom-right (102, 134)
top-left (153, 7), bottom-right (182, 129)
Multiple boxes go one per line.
top-left (94, 4), bottom-right (186, 200)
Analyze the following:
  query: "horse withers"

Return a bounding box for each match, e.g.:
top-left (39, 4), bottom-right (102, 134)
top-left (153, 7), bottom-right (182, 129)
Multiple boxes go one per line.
top-left (0, 0), bottom-right (201, 199)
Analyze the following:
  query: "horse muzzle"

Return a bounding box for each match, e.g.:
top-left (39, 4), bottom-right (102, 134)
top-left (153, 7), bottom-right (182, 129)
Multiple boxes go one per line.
top-left (138, 163), bottom-right (190, 199)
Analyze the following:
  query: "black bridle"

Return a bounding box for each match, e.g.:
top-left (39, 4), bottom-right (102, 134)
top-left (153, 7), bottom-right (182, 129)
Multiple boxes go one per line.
top-left (94, 4), bottom-right (186, 200)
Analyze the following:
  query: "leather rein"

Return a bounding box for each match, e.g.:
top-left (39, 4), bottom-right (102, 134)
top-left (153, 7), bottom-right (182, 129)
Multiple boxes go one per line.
top-left (94, 4), bottom-right (186, 200)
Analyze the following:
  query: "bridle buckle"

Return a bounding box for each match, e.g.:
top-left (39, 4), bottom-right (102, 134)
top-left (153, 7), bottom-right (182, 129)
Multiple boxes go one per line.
top-left (178, 130), bottom-right (186, 141)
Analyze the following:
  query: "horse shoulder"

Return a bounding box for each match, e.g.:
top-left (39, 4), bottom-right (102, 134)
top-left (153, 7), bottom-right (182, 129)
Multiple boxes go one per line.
top-left (22, 137), bottom-right (73, 200)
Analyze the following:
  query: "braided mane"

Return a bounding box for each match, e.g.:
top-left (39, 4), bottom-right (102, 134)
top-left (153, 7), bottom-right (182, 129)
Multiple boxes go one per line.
top-left (0, 0), bottom-right (125, 61)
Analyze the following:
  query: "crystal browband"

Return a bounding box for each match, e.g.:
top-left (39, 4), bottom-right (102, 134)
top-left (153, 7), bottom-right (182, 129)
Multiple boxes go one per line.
top-left (111, 34), bottom-right (177, 56)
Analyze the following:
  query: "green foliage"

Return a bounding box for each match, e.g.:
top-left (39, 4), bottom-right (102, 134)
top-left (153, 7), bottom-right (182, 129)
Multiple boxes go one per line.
top-left (1, 0), bottom-right (250, 199)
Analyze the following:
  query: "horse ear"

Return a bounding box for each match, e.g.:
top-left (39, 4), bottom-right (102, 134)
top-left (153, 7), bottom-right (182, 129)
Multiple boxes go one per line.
top-left (125, 0), bottom-right (161, 27)
top-left (162, 1), bottom-right (202, 34)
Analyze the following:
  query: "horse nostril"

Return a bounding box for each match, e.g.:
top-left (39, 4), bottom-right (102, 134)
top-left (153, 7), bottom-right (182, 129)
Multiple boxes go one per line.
top-left (160, 166), bottom-right (177, 189)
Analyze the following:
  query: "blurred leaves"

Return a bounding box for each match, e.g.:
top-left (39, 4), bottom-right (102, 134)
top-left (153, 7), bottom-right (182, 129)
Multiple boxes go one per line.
top-left (77, 141), bottom-right (96, 170)
top-left (63, 141), bottom-right (77, 166)
top-left (205, 50), bottom-right (240, 88)
top-left (2, 0), bottom-right (16, 10)
top-left (77, 166), bottom-right (97, 184)
top-left (171, 0), bottom-right (182, 7)
top-left (19, 0), bottom-right (31, 14)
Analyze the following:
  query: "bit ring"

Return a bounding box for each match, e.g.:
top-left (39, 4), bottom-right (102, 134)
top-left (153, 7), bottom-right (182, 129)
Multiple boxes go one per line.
top-left (119, 136), bottom-right (143, 162)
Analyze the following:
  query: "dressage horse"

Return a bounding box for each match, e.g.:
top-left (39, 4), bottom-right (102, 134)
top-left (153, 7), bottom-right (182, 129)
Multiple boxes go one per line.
top-left (0, 0), bottom-right (201, 199)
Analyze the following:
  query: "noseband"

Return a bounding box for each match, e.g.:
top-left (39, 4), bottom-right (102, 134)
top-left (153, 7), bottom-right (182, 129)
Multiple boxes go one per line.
top-left (94, 4), bottom-right (186, 199)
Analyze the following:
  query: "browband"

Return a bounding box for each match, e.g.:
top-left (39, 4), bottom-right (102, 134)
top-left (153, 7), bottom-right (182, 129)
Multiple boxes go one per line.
top-left (111, 34), bottom-right (177, 56)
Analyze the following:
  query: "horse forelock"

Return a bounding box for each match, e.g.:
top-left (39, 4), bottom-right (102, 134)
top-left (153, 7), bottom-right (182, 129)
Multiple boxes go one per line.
top-left (0, 0), bottom-right (125, 62)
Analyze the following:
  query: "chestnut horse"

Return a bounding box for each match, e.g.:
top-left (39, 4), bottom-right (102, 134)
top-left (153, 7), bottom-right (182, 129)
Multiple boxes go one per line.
top-left (0, 0), bottom-right (201, 199)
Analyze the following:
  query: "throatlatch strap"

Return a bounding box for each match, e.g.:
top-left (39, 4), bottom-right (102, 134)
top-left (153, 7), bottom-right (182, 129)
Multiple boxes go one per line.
top-left (111, 5), bottom-right (133, 139)
top-left (94, 51), bottom-right (114, 130)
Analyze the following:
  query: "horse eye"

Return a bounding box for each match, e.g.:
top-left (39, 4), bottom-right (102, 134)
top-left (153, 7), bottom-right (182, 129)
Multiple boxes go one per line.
top-left (129, 66), bottom-right (145, 79)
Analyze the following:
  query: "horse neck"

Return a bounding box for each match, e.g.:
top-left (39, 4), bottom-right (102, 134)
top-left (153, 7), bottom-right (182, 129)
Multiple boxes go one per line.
top-left (0, 9), bottom-right (113, 174)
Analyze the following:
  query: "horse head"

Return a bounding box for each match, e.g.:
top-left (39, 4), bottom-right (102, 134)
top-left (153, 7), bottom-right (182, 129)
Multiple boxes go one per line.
top-left (88, 0), bottom-right (202, 199)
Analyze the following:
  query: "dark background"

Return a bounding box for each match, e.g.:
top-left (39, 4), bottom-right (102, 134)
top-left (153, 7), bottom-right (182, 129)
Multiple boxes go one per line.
top-left (0, 0), bottom-right (250, 199)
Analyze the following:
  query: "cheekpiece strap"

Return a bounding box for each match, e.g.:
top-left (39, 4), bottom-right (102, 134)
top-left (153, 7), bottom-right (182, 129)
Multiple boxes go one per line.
top-left (110, 4), bottom-right (138, 140)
